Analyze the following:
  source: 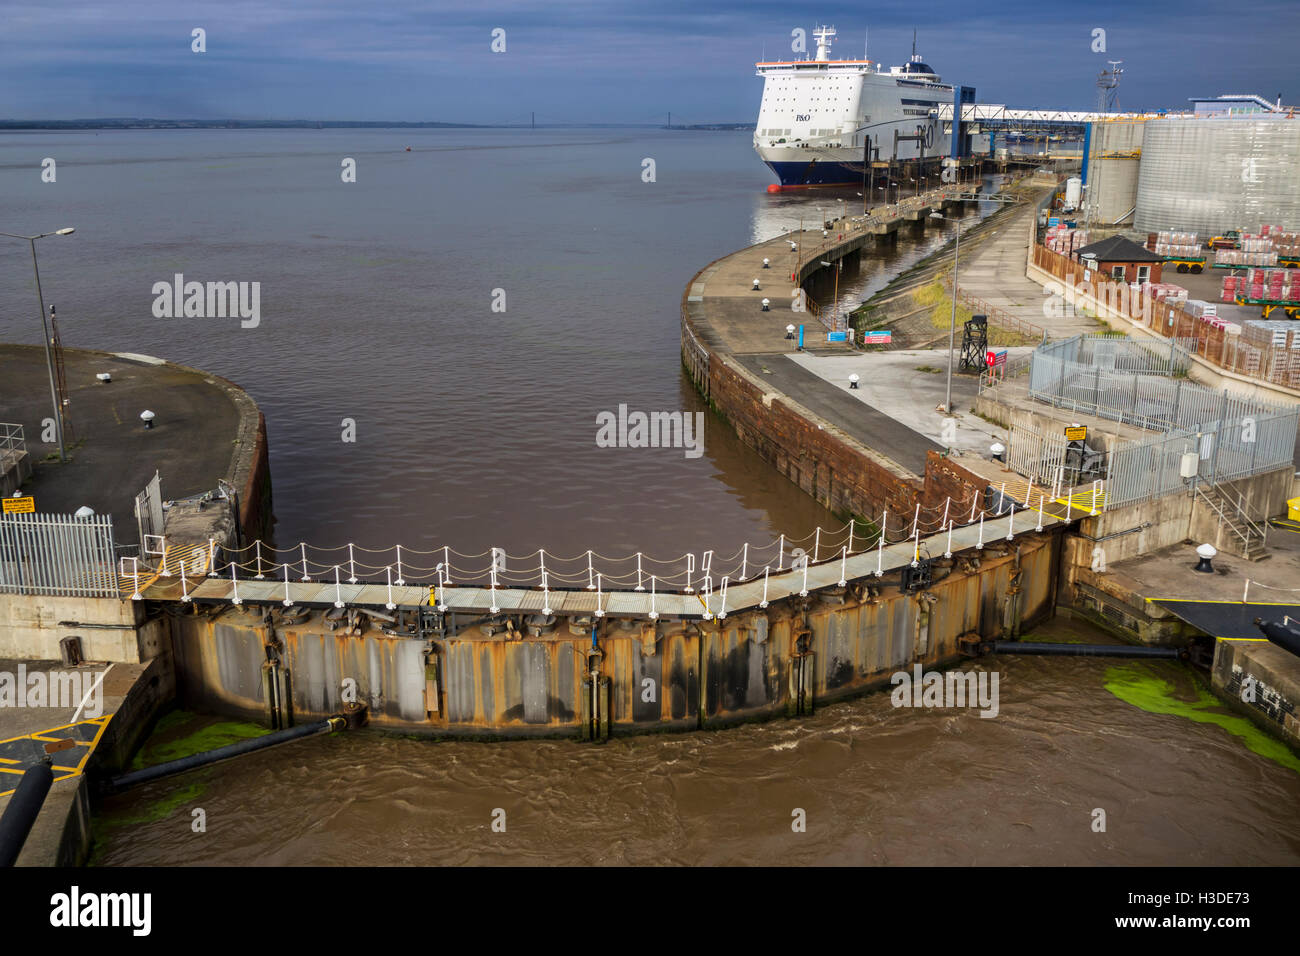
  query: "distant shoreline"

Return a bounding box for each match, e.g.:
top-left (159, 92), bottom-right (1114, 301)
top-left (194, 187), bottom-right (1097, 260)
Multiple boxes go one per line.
top-left (0, 119), bottom-right (754, 131)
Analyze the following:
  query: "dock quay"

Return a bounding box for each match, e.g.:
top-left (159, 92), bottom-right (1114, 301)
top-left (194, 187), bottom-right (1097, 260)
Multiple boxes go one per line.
top-left (2, 169), bottom-right (1299, 866)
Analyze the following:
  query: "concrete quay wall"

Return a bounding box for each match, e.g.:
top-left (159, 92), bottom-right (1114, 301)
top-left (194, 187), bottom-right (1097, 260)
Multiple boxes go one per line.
top-left (1213, 639), bottom-right (1300, 753)
top-left (680, 209), bottom-right (987, 527)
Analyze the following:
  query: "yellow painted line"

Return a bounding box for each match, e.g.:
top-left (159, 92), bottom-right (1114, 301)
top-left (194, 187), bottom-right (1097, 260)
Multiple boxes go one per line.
top-left (1144, 596), bottom-right (1300, 605)
top-left (1216, 637), bottom-right (1269, 642)
top-left (0, 767), bottom-right (26, 775)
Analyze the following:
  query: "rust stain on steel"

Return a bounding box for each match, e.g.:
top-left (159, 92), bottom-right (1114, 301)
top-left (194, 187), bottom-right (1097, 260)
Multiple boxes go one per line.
top-left (166, 534), bottom-right (1057, 738)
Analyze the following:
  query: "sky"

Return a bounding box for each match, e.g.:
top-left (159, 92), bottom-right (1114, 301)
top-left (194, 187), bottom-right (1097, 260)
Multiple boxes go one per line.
top-left (1, 0), bottom-right (1296, 123)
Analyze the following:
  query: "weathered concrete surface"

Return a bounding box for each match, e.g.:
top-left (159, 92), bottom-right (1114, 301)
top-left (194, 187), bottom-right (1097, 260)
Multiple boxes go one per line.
top-left (1213, 639), bottom-right (1300, 751)
top-left (0, 657), bottom-right (168, 866)
top-left (0, 343), bottom-right (272, 547)
top-left (0, 593), bottom-right (166, 662)
top-left (786, 348), bottom-right (1035, 456)
top-left (683, 189), bottom-right (993, 522)
top-left (732, 352), bottom-right (943, 474)
top-left (955, 199), bottom-right (1102, 340)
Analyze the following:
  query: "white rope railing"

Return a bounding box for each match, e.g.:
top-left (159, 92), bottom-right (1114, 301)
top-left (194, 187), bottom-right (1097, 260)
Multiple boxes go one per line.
top-left (138, 480), bottom-right (1103, 602)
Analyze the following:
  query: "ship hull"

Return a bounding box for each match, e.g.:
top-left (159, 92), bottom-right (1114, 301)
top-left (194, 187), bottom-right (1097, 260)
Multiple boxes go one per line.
top-left (759, 147), bottom-right (941, 189)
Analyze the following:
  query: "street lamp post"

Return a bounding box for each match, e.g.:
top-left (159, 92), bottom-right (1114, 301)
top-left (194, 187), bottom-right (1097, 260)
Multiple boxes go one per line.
top-left (929, 211), bottom-right (962, 416)
top-left (929, 193), bottom-right (1024, 416)
top-left (1, 228), bottom-right (75, 461)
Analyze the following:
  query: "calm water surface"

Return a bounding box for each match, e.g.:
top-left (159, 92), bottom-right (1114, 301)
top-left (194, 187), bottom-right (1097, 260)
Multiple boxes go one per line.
top-left (0, 128), bottom-right (984, 560)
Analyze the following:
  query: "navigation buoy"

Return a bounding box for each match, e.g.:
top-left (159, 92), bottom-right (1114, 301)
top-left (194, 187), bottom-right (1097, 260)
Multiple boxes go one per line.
top-left (767, 184), bottom-right (781, 193)
top-left (405, 146), bottom-right (412, 152)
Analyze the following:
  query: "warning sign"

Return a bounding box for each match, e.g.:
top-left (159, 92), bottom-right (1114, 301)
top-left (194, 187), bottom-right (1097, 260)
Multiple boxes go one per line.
top-left (1064, 426), bottom-right (1087, 442)
top-left (2, 497), bottom-right (35, 514)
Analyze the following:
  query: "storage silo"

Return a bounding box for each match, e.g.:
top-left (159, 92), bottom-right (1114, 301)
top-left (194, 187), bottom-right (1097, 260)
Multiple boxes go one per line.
top-left (1135, 116), bottom-right (1300, 235)
top-left (1081, 118), bottom-right (1144, 226)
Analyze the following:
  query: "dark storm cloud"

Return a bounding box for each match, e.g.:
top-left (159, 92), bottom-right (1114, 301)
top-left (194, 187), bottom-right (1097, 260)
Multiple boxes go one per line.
top-left (0, 0), bottom-right (1295, 121)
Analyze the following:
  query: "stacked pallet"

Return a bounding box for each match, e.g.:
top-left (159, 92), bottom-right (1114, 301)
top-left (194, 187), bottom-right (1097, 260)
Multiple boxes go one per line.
top-left (1269, 231), bottom-right (1300, 257)
top-left (1242, 267), bottom-right (1298, 302)
top-left (1153, 230), bottom-right (1199, 257)
top-left (1215, 248), bottom-right (1279, 267)
top-left (1241, 319), bottom-right (1300, 350)
top-left (1139, 281), bottom-right (1188, 304)
top-left (1221, 273), bottom-right (1241, 302)
top-left (1044, 225), bottom-right (1090, 255)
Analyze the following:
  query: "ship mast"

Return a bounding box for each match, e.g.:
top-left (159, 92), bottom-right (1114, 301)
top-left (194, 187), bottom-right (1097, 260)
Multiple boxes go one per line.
top-left (813, 25), bottom-right (836, 61)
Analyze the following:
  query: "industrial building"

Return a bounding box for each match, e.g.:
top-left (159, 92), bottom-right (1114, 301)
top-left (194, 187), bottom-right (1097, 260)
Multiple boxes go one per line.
top-left (1079, 94), bottom-right (1300, 235)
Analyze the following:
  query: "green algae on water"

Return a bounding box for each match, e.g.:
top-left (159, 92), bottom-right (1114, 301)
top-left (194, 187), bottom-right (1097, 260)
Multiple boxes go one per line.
top-left (130, 711), bottom-right (270, 770)
top-left (1104, 664), bottom-right (1300, 775)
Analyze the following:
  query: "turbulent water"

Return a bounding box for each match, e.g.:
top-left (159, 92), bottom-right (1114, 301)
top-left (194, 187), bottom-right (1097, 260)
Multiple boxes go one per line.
top-left (92, 618), bottom-right (1300, 866)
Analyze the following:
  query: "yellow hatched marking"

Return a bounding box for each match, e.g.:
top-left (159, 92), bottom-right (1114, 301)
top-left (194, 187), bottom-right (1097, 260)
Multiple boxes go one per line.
top-left (0, 713), bottom-right (114, 798)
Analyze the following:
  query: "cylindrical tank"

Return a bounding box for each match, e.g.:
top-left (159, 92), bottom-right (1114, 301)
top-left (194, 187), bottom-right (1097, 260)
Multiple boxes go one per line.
top-left (1135, 116), bottom-right (1300, 235)
top-left (1064, 177), bottom-right (1083, 210)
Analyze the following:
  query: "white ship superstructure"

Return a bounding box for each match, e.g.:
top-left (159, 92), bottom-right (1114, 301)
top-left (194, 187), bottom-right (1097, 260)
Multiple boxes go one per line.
top-left (754, 26), bottom-right (954, 187)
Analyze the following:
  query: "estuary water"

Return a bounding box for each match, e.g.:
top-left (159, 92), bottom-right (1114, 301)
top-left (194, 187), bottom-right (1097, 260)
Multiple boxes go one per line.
top-left (0, 128), bottom-right (978, 561)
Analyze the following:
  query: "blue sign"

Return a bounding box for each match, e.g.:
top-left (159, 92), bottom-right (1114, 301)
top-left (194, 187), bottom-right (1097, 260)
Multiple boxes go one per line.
top-left (1048, 217), bottom-right (1060, 227)
top-left (826, 331), bottom-right (847, 342)
top-left (863, 330), bottom-right (892, 344)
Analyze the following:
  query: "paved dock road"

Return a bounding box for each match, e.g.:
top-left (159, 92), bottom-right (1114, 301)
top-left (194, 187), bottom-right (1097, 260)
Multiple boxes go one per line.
top-left (736, 352), bottom-right (942, 475)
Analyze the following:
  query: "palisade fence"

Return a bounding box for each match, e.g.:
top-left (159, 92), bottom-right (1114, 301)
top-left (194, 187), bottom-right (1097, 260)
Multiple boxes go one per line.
top-left (1009, 335), bottom-right (1300, 508)
top-left (1031, 243), bottom-right (1300, 389)
top-left (0, 512), bottom-right (120, 598)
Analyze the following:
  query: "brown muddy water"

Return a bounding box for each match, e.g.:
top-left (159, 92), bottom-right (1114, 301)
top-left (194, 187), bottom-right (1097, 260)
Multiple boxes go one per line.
top-left (0, 128), bottom-right (992, 559)
top-left (92, 617), bottom-right (1300, 866)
